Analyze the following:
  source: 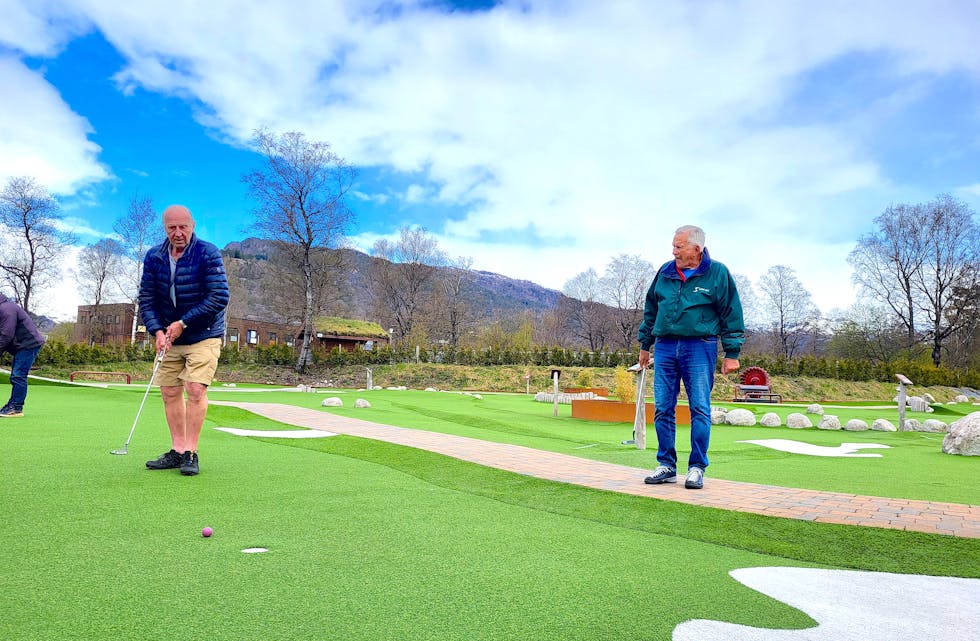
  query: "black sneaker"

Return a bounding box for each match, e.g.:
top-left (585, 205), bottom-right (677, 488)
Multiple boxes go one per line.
top-left (643, 465), bottom-right (677, 484)
top-left (0, 405), bottom-right (24, 418)
top-left (180, 451), bottom-right (199, 476)
top-left (146, 449), bottom-right (182, 470)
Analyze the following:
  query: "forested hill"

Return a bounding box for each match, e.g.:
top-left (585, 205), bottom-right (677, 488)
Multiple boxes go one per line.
top-left (222, 238), bottom-right (561, 322)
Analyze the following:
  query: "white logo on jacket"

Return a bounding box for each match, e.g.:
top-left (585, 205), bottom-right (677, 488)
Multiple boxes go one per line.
top-left (693, 286), bottom-right (711, 295)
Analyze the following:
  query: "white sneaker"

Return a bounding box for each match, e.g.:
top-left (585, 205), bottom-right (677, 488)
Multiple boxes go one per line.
top-left (685, 467), bottom-right (704, 489)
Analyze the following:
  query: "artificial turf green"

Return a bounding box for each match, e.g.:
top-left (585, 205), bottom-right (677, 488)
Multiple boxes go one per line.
top-left (209, 388), bottom-right (980, 504)
top-left (1, 383), bottom-right (977, 641)
top-left (207, 406), bottom-right (979, 579)
top-left (1, 385), bottom-right (824, 640)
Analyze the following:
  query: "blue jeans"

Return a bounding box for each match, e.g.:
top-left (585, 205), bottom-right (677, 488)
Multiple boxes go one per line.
top-left (652, 337), bottom-right (717, 470)
top-left (7, 346), bottom-right (41, 409)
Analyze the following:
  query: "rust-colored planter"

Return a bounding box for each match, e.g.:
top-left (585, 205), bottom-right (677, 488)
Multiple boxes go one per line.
top-left (570, 399), bottom-right (691, 425)
top-left (564, 387), bottom-right (609, 396)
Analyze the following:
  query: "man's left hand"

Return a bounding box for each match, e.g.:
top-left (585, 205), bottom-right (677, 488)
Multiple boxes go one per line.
top-left (721, 358), bottom-right (740, 375)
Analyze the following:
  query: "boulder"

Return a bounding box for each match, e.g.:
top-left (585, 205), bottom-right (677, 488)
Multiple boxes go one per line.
top-left (954, 394), bottom-right (969, 403)
top-left (844, 419), bottom-right (869, 432)
top-left (710, 408), bottom-right (728, 425)
top-left (321, 397), bottom-right (343, 407)
top-left (904, 419), bottom-right (922, 431)
top-left (759, 412), bottom-right (782, 427)
top-left (354, 398), bottom-right (371, 408)
top-left (425, 387), bottom-right (438, 392)
top-left (920, 419), bottom-right (948, 433)
top-left (786, 413), bottom-right (813, 428)
top-left (817, 415), bottom-right (841, 430)
top-left (872, 418), bottom-right (897, 432)
top-left (942, 412), bottom-right (980, 456)
top-left (908, 396), bottom-right (930, 412)
top-left (725, 408), bottom-right (756, 426)
top-left (806, 404), bottom-right (824, 415)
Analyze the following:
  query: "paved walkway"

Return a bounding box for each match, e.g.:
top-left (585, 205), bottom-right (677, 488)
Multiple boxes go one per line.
top-left (213, 401), bottom-right (980, 539)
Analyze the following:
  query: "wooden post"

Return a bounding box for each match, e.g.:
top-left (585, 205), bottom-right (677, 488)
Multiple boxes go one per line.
top-left (896, 373), bottom-right (913, 431)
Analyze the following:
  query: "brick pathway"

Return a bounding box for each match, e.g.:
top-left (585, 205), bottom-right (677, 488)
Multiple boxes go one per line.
top-left (213, 401), bottom-right (980, 539)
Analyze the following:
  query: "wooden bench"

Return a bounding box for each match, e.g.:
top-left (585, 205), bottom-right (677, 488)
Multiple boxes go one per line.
top-left (69, 371), bottom-right (132, 384)
top-left (734, 384), bottom-right (781, 403)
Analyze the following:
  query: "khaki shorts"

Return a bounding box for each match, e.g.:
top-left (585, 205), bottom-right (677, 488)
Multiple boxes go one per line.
top-left (157, 338), bottom-right (222, 387)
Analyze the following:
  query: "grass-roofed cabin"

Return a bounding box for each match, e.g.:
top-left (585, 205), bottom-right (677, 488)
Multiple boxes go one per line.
top-left (309, 317), bottom-right (390, 352)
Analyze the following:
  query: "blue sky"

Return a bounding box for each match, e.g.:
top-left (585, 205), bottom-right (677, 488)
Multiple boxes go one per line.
top-left (1, 1), bottom-right (979, 321)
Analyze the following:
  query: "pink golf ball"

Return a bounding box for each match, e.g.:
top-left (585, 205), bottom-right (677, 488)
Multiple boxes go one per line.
top-left (202, 526), bottom-right (213, 538)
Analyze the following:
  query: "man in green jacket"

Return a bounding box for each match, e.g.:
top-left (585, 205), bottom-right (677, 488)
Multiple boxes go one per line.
top-left (636, 225), bottom-right (744, 489)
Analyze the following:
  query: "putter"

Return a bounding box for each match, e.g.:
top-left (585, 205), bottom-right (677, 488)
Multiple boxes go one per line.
top-left (110, 347), bottom-right (167, 455)
top-left (622, 362), bottom-right (649, 448)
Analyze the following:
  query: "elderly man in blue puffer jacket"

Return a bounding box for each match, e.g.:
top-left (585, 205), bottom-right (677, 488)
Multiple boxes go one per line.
top-left (139, 205), bottom-right (229, 476)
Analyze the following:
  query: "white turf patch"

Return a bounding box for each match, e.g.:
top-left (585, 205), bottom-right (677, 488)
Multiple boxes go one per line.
top-left (241, 548), bottom-right (269, 554)
top-left (737, 439), bottom-right (890, 457)
top-left (675, 567), bottom-right (980, 641)
top-left (214, 427), bottom-right (337, 438)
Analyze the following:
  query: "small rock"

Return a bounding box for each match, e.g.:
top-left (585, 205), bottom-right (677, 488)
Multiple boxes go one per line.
top-left (759, 412), bottom-right (781, 427)
top-left (872, 418), bottom-right (897, 432)
top-left (321, 397), bottom-right (343, 407)
top-left (817, 415), bottom-right (841, 430)
top-left (786, 413), bottom-right (813, 429)
top-left (354, 399), bottom-right (371, 408)
top-left (844, 419), bottom-right (869, 432)
top-left (806, 404), bottom-right (824, 415)
top-left (725, 408), bottom-right (756, 426)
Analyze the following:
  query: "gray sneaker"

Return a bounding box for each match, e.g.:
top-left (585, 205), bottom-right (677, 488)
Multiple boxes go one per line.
top-left (644, 465), bottom-right (677, 484)
top-left (685, 467), bottom-right (704, 489)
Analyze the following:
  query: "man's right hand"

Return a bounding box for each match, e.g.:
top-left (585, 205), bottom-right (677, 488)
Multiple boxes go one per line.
top-left (155, 330), bottom-right (170, 353)
top-left (638, 349), bottom-right (652, 369)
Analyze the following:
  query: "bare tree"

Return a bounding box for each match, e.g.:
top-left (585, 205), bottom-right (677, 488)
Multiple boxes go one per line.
top-left (914, 194), bottom-right (980, 366)
top-left (562, 268), bottom-right (612, 350)
top-left (826, 303), bottom-right (911, 364)
top-left (757, 265), bottom-right (820, 358)
top-left (849, 195), bottom-right (980, 366)
top-left (597, 254), bottom-right (656, 349)
top-left (76, 238), bottom-right (125, 345)
top-left (848, 203), bottom-right (928, 347)
top-left (371, 227), bottom-right (446, 341)
top-left (242, 129), bottom-right (355, 372)
top-left (438, 256), bottom-right (474, 348)
top-left (112, 193), bottom-right (159, 343)
top-left (0, 176), bottom-right (76, 315)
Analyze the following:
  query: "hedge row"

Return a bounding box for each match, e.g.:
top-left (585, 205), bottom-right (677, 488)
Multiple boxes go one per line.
top-left (23, 341), bottom-right (980, 389)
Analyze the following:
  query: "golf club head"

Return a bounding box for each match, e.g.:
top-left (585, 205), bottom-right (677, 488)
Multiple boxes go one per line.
top-left (110, 446), bottom-right (129, 455)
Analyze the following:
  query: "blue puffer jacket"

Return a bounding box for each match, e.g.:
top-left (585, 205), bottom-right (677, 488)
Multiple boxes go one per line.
top-left (138, 234), bottom-right (229, 345)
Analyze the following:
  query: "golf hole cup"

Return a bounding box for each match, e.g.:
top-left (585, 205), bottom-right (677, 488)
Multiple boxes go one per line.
top-left (202, 526), bottom-right (213, 538)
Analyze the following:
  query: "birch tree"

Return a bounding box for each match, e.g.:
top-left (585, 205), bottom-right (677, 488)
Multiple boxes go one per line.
top-left (242, 129), bottom-right (355, 372)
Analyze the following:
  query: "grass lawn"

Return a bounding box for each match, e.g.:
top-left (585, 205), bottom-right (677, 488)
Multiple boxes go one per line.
top-left (0, 381), bottom-right (977, 640)
top-left (209, 388), bottom-right (980, 504)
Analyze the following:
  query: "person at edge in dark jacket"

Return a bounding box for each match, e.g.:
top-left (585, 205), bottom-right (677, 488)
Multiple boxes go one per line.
top-left (636, 225), bottom-right (744, 490)
top-left (139, 205), bottom-right (229, 476)
top-left (0, 294), bottom-right (46, 417)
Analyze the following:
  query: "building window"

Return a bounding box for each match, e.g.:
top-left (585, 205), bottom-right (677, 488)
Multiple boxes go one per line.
top-left (285, 336), bottom-right (294, 347)
top-left (269, 332), bottom-right (277, 345)
top-left (246, 330), bottom-right (258, 345)
top-left (228, 328), bottom-right (239, 343)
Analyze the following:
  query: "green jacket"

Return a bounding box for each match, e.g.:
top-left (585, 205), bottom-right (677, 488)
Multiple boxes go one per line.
top-left (636, 248), bottom-right (745, 359)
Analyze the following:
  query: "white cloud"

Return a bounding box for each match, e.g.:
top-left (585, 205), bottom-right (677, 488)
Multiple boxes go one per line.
top-left (0, 55), bottom-right (110, 194)
top-left (957, 183), bottom-right (980, 197)
top-left (4, 1), bottom-right (980, 314)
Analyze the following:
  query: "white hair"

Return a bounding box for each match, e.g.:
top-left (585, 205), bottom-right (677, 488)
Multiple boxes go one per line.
top-left (675, 225), bottom-right (705, 249)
